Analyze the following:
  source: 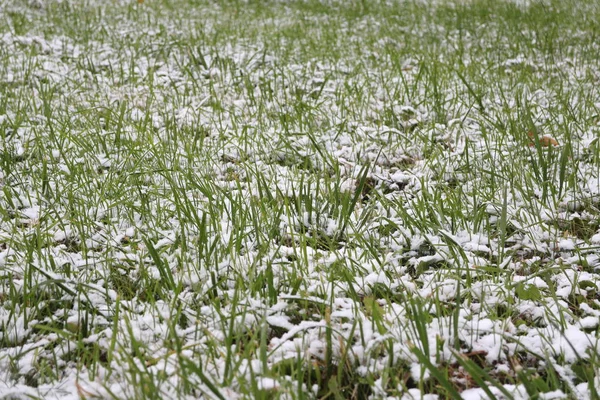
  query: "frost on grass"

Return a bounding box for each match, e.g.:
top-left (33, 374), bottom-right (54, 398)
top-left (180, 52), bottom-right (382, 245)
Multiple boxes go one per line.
top-left (0, 0), bottom-right (600, 398)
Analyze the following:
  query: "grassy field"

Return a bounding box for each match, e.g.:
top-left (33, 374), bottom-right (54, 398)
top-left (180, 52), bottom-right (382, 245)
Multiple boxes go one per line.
top-left (1, 0), bottom-right (600, 398)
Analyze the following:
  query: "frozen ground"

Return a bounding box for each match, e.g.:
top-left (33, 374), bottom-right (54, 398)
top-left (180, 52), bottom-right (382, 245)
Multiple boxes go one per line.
top-left (0, 0), bottom-right (599, 398)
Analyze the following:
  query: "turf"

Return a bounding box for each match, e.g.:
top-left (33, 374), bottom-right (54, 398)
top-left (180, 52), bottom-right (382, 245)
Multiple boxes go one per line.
top-left (0, 0), bottom-right (600, 398)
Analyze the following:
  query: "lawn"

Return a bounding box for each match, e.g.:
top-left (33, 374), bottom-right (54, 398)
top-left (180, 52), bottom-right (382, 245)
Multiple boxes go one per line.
top-left (1, 0), bottom-right (600, 398)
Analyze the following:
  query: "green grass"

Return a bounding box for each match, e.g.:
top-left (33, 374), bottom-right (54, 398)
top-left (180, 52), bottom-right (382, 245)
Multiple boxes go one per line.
top-left (1, 0), bottom-right (600, 398)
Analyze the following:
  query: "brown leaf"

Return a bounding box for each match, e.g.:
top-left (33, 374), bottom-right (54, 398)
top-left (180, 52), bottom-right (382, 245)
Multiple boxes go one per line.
top-left (528, 131), bottom-right (559, 147)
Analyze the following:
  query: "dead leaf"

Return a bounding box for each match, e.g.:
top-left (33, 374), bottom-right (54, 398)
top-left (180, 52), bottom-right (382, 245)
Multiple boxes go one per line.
top-left (528, 130), bottom-right (559, 147)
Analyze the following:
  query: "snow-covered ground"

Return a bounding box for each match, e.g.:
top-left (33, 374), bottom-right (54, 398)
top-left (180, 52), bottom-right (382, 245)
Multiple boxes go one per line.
top-left (0, 0), bottom-right (599, 398)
